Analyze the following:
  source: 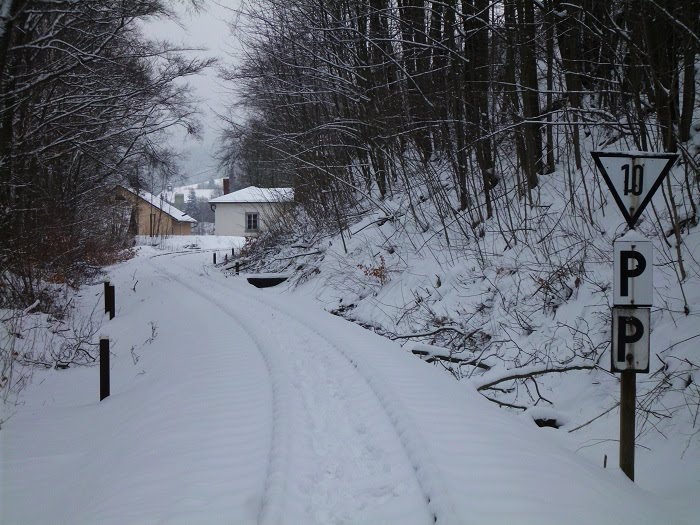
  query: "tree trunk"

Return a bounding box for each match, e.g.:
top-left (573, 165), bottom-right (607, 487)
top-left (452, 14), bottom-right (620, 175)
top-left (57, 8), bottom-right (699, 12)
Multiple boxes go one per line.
top-left (517, 0), bottom-right (542, 188)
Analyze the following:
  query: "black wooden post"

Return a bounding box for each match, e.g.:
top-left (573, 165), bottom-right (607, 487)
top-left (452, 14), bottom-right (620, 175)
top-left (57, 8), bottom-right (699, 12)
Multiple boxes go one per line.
top-left (100, 337), bottom-right (110, 401)
top-left (235, 262), bottom-right (240, 275)
top-left (103, 280), bottom-right (110, 315)
top-left (110, 284), bottom-right (115, 319)
top-left (620, 370), bottom-right (636, 480)
top-left (213, 253), bottom-right (217, 265)
top-left (104, 282), bottom-right (115, 320)
top-left (231, 247), bottom-right (235, 256)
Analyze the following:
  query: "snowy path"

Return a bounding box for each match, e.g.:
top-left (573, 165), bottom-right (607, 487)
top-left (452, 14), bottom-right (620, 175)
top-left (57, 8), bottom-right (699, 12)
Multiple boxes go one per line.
top-left (153, 256), bottom-right (435, 524)
top-left (2, 248), bottom-right (684, 524)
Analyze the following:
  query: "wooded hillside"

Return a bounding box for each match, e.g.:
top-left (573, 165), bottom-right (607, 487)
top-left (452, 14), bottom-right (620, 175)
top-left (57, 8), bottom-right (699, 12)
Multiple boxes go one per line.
top-left (221, 0), bottom-right (698, 235)
top-left (221, 0), bottom-right (700, 428)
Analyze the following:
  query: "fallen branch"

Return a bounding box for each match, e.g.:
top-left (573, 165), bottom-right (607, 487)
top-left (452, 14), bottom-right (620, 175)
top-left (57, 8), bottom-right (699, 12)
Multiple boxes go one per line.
top-left (474, 364), bottom-right (597, 391)
top-left (17, 357), bottom-right (52, 369)
top-left (481, 394), bottom-right (528, 410)
top-left (568, 403), bottom-right (620, 433)
top-left (351, 214), bottom-right (399, 235)
top-left (22, 300), bottom-right (40, 315)
top-left (273, 251), bottom-right (322, 261)
top-left (411, 349), bottom-right (491, 370)
top-left (392, 325), bottom-right (473, 339)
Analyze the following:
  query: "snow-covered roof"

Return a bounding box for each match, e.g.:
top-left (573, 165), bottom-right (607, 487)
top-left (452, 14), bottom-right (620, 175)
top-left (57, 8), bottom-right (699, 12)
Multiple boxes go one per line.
top-left (118, 185), bottom-right (197, 223)
top-left (209, 186), bottom-right (294, 204)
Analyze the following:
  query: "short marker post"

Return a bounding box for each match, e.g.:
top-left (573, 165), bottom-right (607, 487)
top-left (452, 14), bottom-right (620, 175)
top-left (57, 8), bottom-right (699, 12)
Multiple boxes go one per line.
top-left (100, 337), bottom-right (110, 401)
top-left (105, 283), bottom-right (115, 320)
top-left (103, 280), bottom-right (110, 315)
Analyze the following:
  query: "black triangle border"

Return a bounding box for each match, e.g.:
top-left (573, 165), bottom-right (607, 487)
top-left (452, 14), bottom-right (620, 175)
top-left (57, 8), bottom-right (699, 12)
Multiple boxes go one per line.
top-left (591, 151), bottom-right (678, 229)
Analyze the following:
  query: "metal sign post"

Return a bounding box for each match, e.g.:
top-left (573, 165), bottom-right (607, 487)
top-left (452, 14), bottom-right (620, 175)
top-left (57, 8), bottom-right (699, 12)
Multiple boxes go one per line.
top-left (592, 150), bottom-right (677, 481)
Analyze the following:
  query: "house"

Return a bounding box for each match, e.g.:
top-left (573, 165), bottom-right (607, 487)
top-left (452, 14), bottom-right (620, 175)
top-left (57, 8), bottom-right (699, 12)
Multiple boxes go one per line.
top-left (114, 185), bottom-right (197, 236)
top-left (209, 186), bottom-right (294, 236)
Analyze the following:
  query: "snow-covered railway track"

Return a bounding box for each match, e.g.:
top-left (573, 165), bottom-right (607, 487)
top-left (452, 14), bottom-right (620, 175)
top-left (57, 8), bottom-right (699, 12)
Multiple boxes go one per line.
top-left (4, 248), bottom-right (677, 525)
top-left (225, 277), bottom-right (457, 524)
top-left (151, 254), bottom-right (447, 524)
top-left (147, 259), bottom-right (296, 525)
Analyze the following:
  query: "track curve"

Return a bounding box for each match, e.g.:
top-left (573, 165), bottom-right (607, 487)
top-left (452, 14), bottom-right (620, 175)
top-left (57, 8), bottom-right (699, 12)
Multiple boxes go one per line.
top-left (149, 253), bottom-right (443, 524)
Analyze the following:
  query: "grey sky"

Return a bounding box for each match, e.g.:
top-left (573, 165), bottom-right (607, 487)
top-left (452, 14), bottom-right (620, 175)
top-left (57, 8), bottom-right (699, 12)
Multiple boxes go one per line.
top-left (146, 1), bottom-right (241, 185)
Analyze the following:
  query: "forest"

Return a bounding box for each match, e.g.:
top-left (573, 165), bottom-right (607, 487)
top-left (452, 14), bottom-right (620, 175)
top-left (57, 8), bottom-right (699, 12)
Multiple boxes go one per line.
top-left (219, 0), bottom-right (700, 420)
top-left (1, 0), bottom-right (699, 425)
top-left (0, 0), bottom-right (210, 306)
top-left (222, 0), bottom-right (698, 242)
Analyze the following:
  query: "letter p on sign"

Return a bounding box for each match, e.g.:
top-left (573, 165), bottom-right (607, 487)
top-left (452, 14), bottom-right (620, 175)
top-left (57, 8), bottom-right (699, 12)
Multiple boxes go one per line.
top-left (614, 237), bottom-right (652, 306)
top-left (611, 307), bottom-right (650, 372)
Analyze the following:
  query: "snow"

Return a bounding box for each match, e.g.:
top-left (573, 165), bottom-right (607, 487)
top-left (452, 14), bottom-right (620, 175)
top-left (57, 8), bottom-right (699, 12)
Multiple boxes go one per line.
top-left (1, 248), bottom-right (691, 524)
top-left (239, 272), bottom-right (292, 279)
top-left (214, 140), bottom-right (700, 524)
top-left (591, 150), bottom-right (680, 158)
top-left (615, 229), bottom-right (651, 242)
top-left (135, 234), bottom-right (246, 252)
top-left (209, 186), bottom-right (294, 204)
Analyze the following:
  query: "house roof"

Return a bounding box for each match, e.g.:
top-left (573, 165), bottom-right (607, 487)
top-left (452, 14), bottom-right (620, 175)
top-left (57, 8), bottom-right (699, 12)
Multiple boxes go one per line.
top-left (117, 185), bottom-right (197, 223)
top-left (209, 186), bottom-right (294, 204)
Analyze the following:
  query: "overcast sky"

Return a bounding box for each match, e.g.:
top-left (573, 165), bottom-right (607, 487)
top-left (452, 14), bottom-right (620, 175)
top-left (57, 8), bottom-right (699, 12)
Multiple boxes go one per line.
top-left (146, 1), bottom-right (242, 185)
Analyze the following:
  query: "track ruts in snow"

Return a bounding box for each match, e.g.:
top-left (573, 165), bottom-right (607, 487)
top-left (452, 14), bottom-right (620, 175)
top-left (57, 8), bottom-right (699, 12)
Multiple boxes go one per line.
top-left (226, 278), bottom-right (457, 524)
top-left (152, 254), bottom-right (446, 524)
top-left (147, 259), bottom-right (293, 525)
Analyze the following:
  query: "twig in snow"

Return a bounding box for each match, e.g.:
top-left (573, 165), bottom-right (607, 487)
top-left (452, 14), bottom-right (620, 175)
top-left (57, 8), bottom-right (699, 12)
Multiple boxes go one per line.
top-left (568, 403), bottom-right (620, 433)
top-left (475, 364), bottom-right (597, 391)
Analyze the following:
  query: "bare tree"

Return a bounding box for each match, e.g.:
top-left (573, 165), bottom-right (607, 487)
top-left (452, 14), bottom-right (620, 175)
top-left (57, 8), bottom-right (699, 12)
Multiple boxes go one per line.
top-left (0, 0), bottom-right (212, 308)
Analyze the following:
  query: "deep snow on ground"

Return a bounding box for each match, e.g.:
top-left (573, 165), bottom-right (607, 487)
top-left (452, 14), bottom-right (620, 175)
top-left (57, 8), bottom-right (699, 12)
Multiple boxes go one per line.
top-left (135, 234), bottom-right (246, 253)
top-left (230, 150), bottom-right (700, 523)
top-left (0, 247), bottom-right (693, 524)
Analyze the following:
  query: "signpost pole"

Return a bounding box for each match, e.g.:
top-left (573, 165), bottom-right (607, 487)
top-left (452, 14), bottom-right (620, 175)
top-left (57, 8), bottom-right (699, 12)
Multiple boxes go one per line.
top-left (619, 369), bottom-right (636, 481)
top-left (593, 150), bottom-right (678, 483)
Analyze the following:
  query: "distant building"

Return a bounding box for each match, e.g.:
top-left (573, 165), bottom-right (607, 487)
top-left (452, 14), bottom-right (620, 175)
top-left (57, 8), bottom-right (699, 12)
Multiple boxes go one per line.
top-left (209, 186), bottom-right (294, 236)
top-left (114, 185), bottom-right (197, 236)
top-left (158, 178), bottom-right (224, 205)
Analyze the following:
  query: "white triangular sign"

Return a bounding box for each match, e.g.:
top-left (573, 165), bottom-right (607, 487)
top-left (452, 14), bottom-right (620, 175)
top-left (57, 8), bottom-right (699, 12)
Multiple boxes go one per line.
top-left (592, 151), bottom-right (677, 228)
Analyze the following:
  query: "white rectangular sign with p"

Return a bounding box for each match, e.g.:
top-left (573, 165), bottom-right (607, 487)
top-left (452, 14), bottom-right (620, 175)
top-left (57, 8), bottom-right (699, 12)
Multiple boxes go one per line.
top-left (613, 236), bottom-right (653, 307)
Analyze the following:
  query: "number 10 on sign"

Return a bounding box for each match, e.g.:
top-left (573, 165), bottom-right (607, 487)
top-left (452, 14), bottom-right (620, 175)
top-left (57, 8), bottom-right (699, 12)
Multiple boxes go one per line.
top-left (621, 163), bottom-right (643, 196)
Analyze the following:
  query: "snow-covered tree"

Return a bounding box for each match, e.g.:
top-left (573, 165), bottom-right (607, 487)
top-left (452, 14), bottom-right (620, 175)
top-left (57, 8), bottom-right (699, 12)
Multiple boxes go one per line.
top-left (218, 0), bottom-right (699, 413)
top-left (0, 0), bottom-right (212, 307)
top-left (185, 188), bottom-right (200, 221)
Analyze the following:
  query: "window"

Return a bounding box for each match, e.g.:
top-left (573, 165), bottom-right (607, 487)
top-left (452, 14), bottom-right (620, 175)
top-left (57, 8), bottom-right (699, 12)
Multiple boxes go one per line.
top-left (246, 212), bottom-right (259, 231)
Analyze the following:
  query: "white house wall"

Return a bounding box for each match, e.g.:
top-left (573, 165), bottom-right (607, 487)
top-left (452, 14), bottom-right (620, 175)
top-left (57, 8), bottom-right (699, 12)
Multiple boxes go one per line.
top-left (214, 202), bottom-right (288, 236)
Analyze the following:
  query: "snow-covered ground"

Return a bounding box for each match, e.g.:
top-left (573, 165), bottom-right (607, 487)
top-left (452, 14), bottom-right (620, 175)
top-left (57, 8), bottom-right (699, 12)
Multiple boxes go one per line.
top-left (135, 234), bottom-right (246, 252)
top-left (1, 247), bottom-right (692, 524)
top-left (232, 149), bottom-right (700, 525)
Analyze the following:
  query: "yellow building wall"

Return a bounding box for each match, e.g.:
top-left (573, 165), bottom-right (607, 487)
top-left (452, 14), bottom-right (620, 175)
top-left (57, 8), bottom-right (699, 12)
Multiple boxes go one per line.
top-left (115, 187), bottom-right (193, 236)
